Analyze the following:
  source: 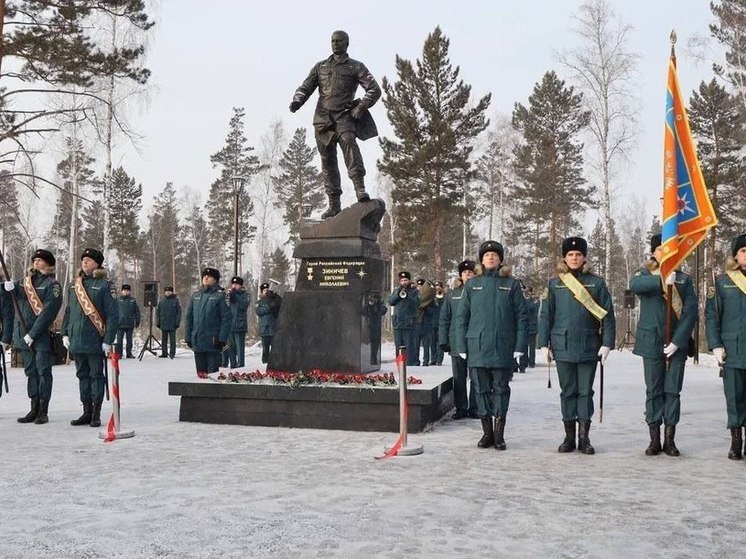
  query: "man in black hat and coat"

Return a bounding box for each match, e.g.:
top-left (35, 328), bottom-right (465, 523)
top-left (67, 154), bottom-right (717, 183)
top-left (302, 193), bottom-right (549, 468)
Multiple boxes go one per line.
top-left (255, 282), bottom-right (282, 364)
top-left (185, 267), bottom-right (231, 378)
top-left (116, 284), bottom-right (141, 358)
top-left (3, 249), bottom-right (62, 424)
top-left (388, 271), bottom-right (420, 366)
top-left (156, 285), bottom-right (181, 359)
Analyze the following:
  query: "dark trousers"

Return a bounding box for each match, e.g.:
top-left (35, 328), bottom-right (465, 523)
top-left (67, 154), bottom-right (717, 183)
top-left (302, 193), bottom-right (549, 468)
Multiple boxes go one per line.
top-left (74, 352), bottom-right (106, 403)
top-left (723, 366), bottom-right (746, 428)
top-left (116, 327), bottom-right (134, 356)
top-left (643, 354), bottom-right (686, 426)
top-left (224, 331), bottom-right (246, 368)
top-left (418, 328), bottom-right (434, 365)
top-left (194, 351), bottom-right (220, 374)
top-left (472, 367), bottom-right (513, 418)
top-left (261, 335), bottom-right (273, 364)
top-left (393, 328), bottom-right (418, 366)
top-left (430, 328), bottom-right (441, 364)
top-left (20, 349), bottom-right (53, 401)
top-left (556, 360), bottom-right (597, 421)
top-left (526, 334), bottom-right (537, 366)
top-left (451, 354), bottom-right (477, 413)
top-left (316, 131), bottom-right (365, 195)
top-left (160, 330), bottom-right (176, 358)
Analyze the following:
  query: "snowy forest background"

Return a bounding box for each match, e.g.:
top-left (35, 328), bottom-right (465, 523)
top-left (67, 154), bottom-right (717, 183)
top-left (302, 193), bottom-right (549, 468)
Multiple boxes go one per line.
top-left (2, 1), bottom-right (746, 342)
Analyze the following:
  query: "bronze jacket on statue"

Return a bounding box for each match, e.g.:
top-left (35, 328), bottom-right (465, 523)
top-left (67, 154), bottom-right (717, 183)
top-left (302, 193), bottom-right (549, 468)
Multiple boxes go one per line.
top-left (292, 54), bottom-right (381, 145)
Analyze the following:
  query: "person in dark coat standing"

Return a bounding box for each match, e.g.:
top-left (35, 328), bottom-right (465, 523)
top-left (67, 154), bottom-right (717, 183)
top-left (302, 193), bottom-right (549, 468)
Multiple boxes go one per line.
top-left (707, 233), bottom-right (746, 460)
top-left (439, 260), bottom-right (477, 420)
top-left (289, 30), bottom-right (381, 218)
top-left (523, 286), bottom-right (539, 369)
top-left (156, 285), bottom-right (181, 359)
top-left (62, 248), bottom-right (119, 428)
top-left (629, 233), bottom-right (697, 456)
top-left (0, 272), bottom-right (14, 356)
top-left (116, 284), bottom-right (141, 358)
top-left (388, 271), bottom-right (420, 366)
top-left (185, 268), bottom-right (231, 378)
top-left (225, 276), bottom-right (250, 369)
top-left (539, 237), bottom-right (616, 455)
top-left (3, 249), bottom-right (62, 424)
top-left (432, 281), bottom-right (446, 366)
top-left (255, 282), bottom-right (282, 364)
top-left (455, 241), bottom-right (528, 450)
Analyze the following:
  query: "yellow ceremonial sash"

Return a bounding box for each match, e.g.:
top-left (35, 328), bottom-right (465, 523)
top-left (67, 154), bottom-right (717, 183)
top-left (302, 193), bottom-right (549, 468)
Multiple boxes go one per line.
top-left (558, 273), bottom-right (608, 321)
top-left (726, 270), bottom-right (746, 296)
top-left (74, 276), bottom-right (106, 336)
top-left (22, 277), bottom-right (44, 317)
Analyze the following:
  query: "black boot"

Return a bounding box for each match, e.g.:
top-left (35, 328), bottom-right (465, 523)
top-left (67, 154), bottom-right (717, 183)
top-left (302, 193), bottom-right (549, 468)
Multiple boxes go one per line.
top-left (645, 423), bottom-right (662, 456)
top-left (34, 400), bottom-right (50, 424)
top-left (90, 400), bottom-right (103, 428)
top-left (352, 178), bottom-right (370, 202)
top-left (477, 417), bottom-right (494, 448)
top-left (728, 427), bottom-right (742, 460)
top-left (320, 194), bottom-right (341, 219)
top-left (70, 402), bottom-right (93, 426)
top-left (558, 420), bottom-right (576, 453)
top-left (577, 420), bottom-right (595, 455)
top-left (17, 397), bottom-right (40, 423)
top-left (494, 416), bottom-right (506, 451)
top-left (663, 424), bottom-right (680, 456)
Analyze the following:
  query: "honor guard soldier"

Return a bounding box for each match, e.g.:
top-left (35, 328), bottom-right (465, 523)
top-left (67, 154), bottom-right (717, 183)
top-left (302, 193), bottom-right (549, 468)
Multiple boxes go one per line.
top-left (455, 241), bottom-right (528, 450)
top-left (156, 286), bottom-right (181, 359)
top-left (706, 234), bottom-right (746, 460)
top-left (439, 260), bottom-right (478, 419)
top-left (62, 248), bottom-right (119, 428)
top-left (629, 234), bottom-right (697, 456)
top-left (539, 237), bottom-right (615, 455)
top-left (388, 271), bottom-right (420, 366)
top-left (225, 276), bottom-right (250, 369)
top-left (185, 268), bottom-right (231, 378)
top-left (116, 284), bottom-right (141, 358)
top-left (255, 282), bottom-right (282, 364)
top-left (3, 249), bottom-right (62, 424)
top-left (1, 271), bottom-right (14, 363)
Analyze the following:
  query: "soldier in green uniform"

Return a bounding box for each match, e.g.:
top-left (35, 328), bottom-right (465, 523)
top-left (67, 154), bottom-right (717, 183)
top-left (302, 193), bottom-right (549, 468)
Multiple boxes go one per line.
top-left (255, 282), bottom-right (282, 364)
top-left (538, 237), bottom-right (615, 455)
top-left (225, 276), bottom-right (250, 369)
top-left (388, 271), bottom-right (420, 366)
top-left (0, 272), bottom-right (13, 355)
top-left (524, 287), bottom-right (539, 368)
top-left (629, 234), bottom-right (697, 457)
top-left (706, 233), bottom-right (746, 460)
top-left (3, 249), bottom-right (62, 424)
top-left (62, 248), bottom-right (119, 428)
top-left (156, 286), bottom-right (181, 359)
top-left (455, 241), bottom-right (528, 450)
top-left (185, 267), bottom-right (231, 378)
top-left (432, 281), bottom-right (445, 366)
top-left (116, 284), bottom-right (141, 358)
top-left (439, 260), bottom-right (478, 420)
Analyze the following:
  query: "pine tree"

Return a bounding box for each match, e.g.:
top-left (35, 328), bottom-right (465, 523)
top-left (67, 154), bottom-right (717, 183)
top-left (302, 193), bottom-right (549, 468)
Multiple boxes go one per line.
top-left (181, 198), bottom-right (210, 284)
top-left (80, 197), bottom-right (106, 250)
top-left (378, 26), bottom-right (491, 279)
top-left (262, 247), bottom-right (291, 286)
top-left (0, 171), bottom-right (26, 277)
top-left (710, 0), bottom-right (746, 111)
top-left (142, 182), bottom-right (182, 288)
top-left (107, 166), bottom-right (142, 277)
top-left (688, 78), bottom-right (746, 260)
top-left (206, 107), bottom-right (263, 272)
top-left (273, 128), bottom-right (324, 245)
top-left (511, 71), bottom-right (592, 266)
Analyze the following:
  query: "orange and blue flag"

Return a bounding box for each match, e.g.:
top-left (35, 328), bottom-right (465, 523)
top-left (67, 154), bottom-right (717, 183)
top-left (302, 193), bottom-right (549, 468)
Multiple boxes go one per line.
top-left (660, 55), bottom-right (717, 278)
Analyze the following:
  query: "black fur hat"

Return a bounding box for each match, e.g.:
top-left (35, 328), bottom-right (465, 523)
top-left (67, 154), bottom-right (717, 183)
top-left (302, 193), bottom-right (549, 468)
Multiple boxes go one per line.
top-left (561, 237), bottom-right (588, 257)
top-left (479, 240), bottom-right (504, 262)
top-left (32, 249), bottom-right (55, 267)
top-left (201, 267), bottom-right (220, 281)
top-left (457, 260), bottom-right (476, 275)
top-left (650, 234), bottom-right (662, 253)
top-left (731, 234), bottom-right (746, 258)
top-left (81, 248), bottom-right (104, 266)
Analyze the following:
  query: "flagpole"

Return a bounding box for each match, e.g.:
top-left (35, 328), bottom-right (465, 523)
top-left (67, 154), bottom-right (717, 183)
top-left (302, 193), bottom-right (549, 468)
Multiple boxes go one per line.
top-left (665, 30), bottom-right (677, 355)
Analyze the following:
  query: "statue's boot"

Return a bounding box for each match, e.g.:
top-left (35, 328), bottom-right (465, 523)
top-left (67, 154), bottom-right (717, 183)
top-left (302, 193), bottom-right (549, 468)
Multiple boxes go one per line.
top-left (321, 194), bottom-right (341, 219)
top-left (352, 178), bottom-right (370, 202)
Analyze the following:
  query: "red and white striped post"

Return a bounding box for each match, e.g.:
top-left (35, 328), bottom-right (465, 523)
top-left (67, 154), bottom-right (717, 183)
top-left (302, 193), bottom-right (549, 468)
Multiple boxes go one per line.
top-left (100, 351), bottom-right (135, 441)
top-left (382, 346), bottom-right (423, 457)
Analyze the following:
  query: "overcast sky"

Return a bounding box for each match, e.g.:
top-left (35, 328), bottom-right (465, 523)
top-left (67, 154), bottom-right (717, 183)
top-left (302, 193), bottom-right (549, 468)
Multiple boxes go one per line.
top-left (116, 0), bottom-right (718, 234)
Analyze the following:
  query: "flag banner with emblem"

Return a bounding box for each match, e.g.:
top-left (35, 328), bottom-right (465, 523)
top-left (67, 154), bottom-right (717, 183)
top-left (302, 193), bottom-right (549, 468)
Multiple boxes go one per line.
top-left (660, 55), bottom-right (717, 278)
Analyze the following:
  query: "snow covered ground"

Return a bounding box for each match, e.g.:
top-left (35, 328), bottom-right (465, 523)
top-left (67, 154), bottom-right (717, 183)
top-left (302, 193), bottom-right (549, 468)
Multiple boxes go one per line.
top-left (1, 343), bottom-right (743, 559)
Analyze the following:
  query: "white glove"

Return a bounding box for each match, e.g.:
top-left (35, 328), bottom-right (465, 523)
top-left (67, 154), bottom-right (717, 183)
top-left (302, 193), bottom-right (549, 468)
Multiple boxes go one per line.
top-left (513, 351), bottom-right (524, 360)
top-left (62, 336), bottom-right (70, 349)
top-left (541, 347), bottom-right (553, 363)
top-left (665, 272), bottom-right (676, 286)
top-left (23, 333), bottom-right (33, 347)
top-left (1, 341), bottom-right (10, 351)
top-left (598, 346), bottom-right (611, 363)
top-left (458, 353), bottom-right (467, 361)
top-left (4, 280), bottom-right (14, 292)
top-left (102, 343), bottom-right (111, 354)
top-left (663, 343), bottom-right (678, 358)
top-left (713, 347), bottom-right (726, 366)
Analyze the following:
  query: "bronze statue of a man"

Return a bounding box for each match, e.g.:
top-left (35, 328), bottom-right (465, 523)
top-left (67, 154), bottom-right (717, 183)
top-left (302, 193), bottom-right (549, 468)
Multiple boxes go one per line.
top-left (289, 30), bottom-right (381, 219)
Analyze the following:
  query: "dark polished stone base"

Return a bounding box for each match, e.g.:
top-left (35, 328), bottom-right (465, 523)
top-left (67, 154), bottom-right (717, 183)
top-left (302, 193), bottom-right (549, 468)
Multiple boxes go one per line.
top-left (168, 377), bottom-right (453, 433)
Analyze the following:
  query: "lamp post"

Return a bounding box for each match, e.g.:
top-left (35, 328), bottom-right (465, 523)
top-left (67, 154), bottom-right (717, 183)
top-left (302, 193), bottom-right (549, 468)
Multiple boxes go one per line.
top-left (231, 176), bottom-right (246, 278)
